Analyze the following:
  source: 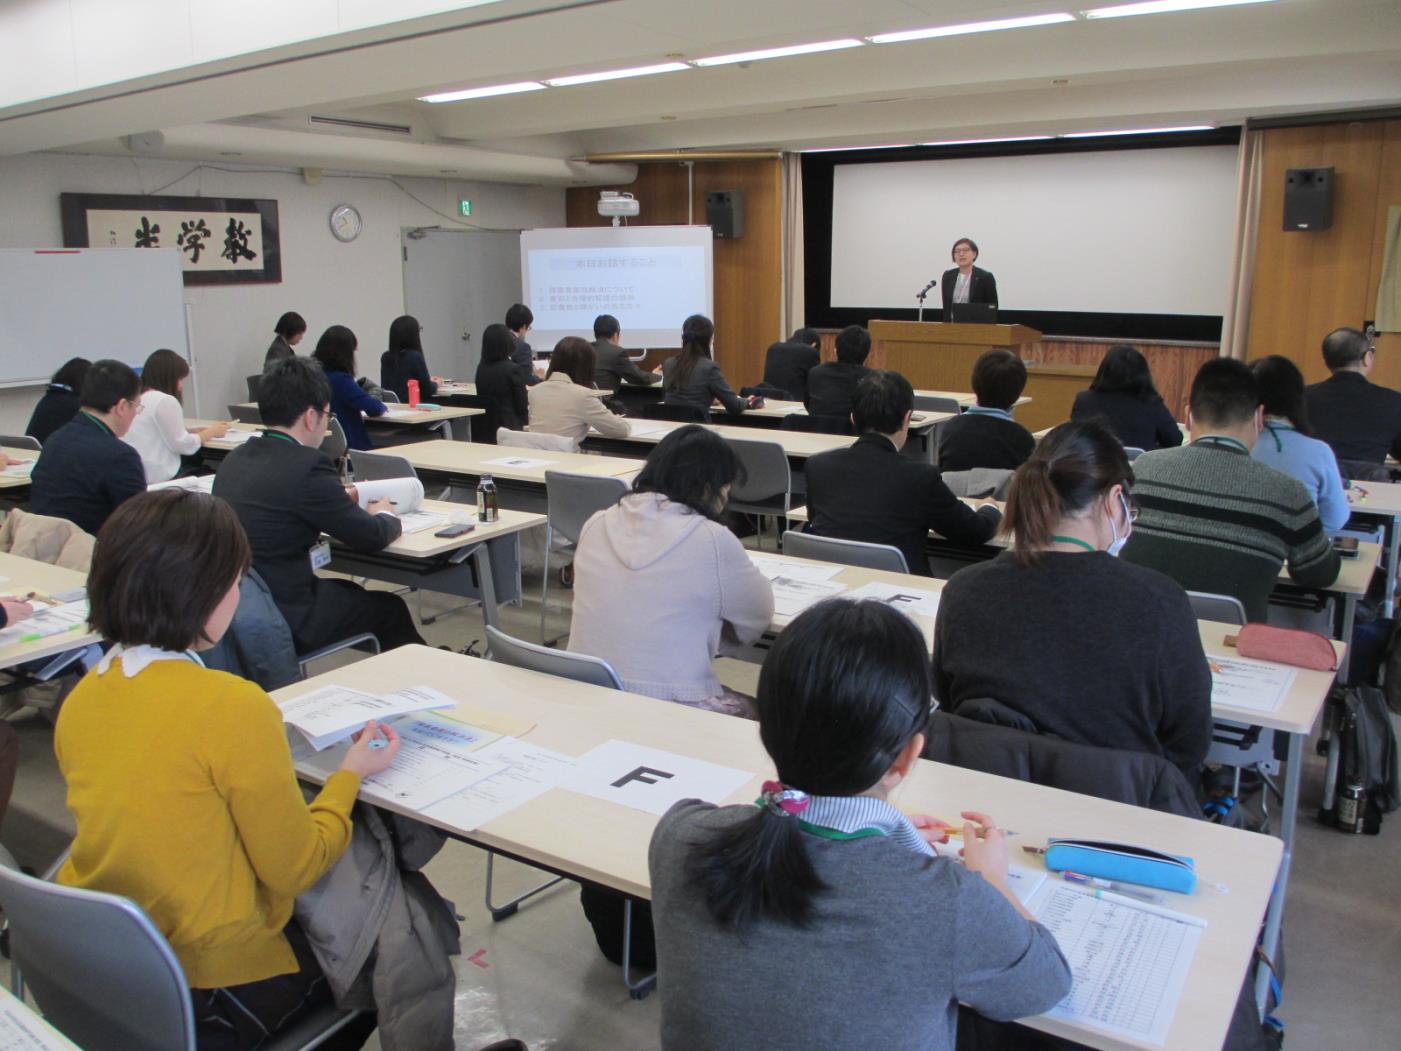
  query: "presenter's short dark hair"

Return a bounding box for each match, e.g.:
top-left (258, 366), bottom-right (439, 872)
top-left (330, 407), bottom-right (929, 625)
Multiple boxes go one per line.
top-left (1322, 327), bottom-right (1369, 371)
top-left (951, 238), bottom-right (979, 260)
top-left (790, 328), bottom-right (820, 347)
top-left (1189, 357), bottom-right (1260, 427)
top-left (505, 303), bottom-right (534, 332)
top-left (258, 356), bottom-right (332, 427)
top-left (89, 489), bottom-right (251, 652)
top-left (851, 371), bottom-right (913, 435)
top-left (834, 325), bottom-right (872, 365)
top-left (274, 311), bottom-right (307, 339)
top-left (971, 350), bottom-right (1027, 410)
top-left (80, 360), bottom-right (140, 413)
top-left (593, 314), bottom-right (621, 340)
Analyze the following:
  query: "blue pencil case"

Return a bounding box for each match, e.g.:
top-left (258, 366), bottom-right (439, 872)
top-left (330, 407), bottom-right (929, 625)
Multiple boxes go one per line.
top-left (1043, 838), bottom-right (1197, 894)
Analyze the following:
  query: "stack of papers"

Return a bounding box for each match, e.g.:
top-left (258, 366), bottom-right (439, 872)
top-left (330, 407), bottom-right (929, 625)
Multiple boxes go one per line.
top-left (277, 684), bottom-right (456, 750)
top-left (748, 554), bottom-right (848, 617)
top-left (1, 461), bottom-right (35, 477)
top-left (396, 510), bottom-right (451, 534)
top-left (1208, 655), bottom-right (1295, 714)
top-left (0, 597), bottom-right (88, 646)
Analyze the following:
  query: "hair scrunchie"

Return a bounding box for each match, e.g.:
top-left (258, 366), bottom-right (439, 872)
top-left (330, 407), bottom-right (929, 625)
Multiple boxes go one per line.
top-left (759, 780), bottom-right (810, 817)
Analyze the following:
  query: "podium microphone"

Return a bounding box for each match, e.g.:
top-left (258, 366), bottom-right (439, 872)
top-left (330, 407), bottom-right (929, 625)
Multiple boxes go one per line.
top-left (916, 279), bottom-right (937, 300)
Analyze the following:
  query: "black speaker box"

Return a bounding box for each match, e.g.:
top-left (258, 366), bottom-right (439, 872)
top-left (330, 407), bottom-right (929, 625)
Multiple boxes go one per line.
top-left (1283, 167), bottom-right (1334, 232)
top-left (705, 190), bottom-right (744, 239)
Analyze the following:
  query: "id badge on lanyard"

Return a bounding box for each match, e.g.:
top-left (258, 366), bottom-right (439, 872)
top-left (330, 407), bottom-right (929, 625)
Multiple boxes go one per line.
top-left (309, 540), bottom-right (332, 571)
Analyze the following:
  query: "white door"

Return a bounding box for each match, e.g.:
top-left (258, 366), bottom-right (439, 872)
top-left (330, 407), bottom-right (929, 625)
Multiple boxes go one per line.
top-left (401, 227), bottom-right (522, 381)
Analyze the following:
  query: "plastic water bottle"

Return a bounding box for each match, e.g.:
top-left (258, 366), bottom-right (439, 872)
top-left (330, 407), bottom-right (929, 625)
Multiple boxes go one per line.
top-left (407, 378), bottom-right (420, 408)
top-left (476, 473), bottom-right (498, 523)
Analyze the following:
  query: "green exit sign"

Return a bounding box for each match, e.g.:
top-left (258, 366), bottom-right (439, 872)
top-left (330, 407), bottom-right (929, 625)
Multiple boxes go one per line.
top-left (458, 198), bottom-right (473, 217)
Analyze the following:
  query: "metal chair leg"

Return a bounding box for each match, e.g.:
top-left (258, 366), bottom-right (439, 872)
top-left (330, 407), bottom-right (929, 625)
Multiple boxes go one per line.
top-left (539, 523), bottom-right (553, 643)
top-left (484, 851), bottom-right (565, 922)
top-left (621, 899), bottom-right (657, 999)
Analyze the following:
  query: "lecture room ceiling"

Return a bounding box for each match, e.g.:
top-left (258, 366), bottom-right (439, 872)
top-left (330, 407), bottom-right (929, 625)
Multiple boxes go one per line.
top-left (2, 0), bottom-right (1399, 180)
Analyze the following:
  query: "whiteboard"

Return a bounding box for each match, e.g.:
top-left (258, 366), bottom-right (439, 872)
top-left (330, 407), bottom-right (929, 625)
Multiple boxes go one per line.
top-left (0, 248), bottom-right (189, 387)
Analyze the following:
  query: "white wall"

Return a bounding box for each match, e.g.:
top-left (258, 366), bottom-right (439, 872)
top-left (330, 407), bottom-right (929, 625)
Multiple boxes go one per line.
top-left (0, 151), bottom-right (564, 433)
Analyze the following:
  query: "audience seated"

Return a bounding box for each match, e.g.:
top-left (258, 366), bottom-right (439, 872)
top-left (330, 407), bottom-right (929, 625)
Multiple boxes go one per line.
top-left (933, 420), bottom-right (1212, 775)
top-left (527, 337), bottom-right (631, 442)
top-left (475, 323), bottom-right (530, 437)
top-left (379, 314), bottom-right (438, 403)
top-left (312, 325), bottom-right (384, 452)
top-left (761, 327), bottom-right (821, 401)
top-left (122, 348), bottom-right (228, 483)
top-left (55, 489), bottom-right (389, 1050)
top-left (1070, 344), bottom-right (1184, 451)
top-left (936, 350), bottom-right (1035, 471)
top-left (568, 425), bottom-right (773, 715)
top-left (24, 357), bottom-right (89, 445)
top-left (30, 359), bottom-right (146, 536)
top-left (1125, 357), bottom-right (1340, 622)
top-left (649, 599), bottom-right (1070, 1051)
top-left (1252, 355), bottom-right (1349, 532)
top-left (804, 325), bottom-right (872, 419)
top-left (214, 357), bottom-right (425, 654)
top-left (506, 302), bottom-right (541, 386)
top-left (662, 314), bottom-right (758, 417)
top-left (265, 310), bottom-right (307, 366)
top-left (1304, 326), bottom-right (1401, 479)
top-left (592, 313), bottom-right (659, 392)
top-left (804, 370), bottom-right (1001, 574)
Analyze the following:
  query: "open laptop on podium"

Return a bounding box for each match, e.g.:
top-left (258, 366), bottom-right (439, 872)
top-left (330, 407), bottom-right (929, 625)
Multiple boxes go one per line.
top-left (947, 303), bottom-right (998, 324)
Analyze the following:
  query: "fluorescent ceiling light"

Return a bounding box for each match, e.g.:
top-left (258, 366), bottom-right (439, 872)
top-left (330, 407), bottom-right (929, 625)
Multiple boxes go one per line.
top-left (419, 81), bottom-right (545, 103)
top-left (1082, 0), bottom-right (1277, 19)
top-left (922, 135), bottom-right (1054, 146)
top-left (1062, 125), bottom-right (1214, 137)
top-left (544, 62), bottom-right (689, 87)
top-left (868, 13), bottom-right (1075, 45)
top-left (694, 39), bottom-right (864, 67)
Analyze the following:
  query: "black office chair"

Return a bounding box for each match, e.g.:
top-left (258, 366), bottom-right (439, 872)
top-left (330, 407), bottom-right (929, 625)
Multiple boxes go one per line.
top-left (245, 374), bottom-right (262, 402)
top-left (642, 403), bottom-right (707, 423)
top-left (780, 413), bottom-right (853, 435)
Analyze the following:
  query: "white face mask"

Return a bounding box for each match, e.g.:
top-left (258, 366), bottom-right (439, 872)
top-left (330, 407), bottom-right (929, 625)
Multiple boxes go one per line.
top-left (1107, 490), bottom-right (1134, 558)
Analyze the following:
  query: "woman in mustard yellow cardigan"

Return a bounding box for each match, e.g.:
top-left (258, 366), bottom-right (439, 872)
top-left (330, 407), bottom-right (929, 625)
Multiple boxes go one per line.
top-left (55, 489), bottom-right (398, 1050)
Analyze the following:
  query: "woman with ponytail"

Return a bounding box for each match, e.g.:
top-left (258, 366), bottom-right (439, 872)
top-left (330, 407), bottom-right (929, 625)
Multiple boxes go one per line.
top-left (662, 314), bottom-right (761, 417)
top-left (932, 419), bottom-right (1212, 774)
top-left (649, 599), bottom-right (1070, 1051)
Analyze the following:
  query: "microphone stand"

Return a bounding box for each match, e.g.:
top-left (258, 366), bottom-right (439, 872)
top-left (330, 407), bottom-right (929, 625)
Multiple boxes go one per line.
top-left (915, 280), bottom-right (937, 323)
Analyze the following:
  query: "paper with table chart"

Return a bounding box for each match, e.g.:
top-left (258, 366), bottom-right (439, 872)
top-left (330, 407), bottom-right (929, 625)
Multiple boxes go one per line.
top-left (1028, 881), bottom-right (1202, 1046)
top-left (747, 554), bottom-right (843, 583)
top-left (1208, 655), bottom-right (1296, 714)
top-left (770, 577), bottom-right (847, 618)
top-left (563, 739), bottom-right (754, 816)
top-left (0, 986), bottom-right (79, 1050)
top-left (845, 580), bottom-right (942, 619)
top-left (0, 597), bottom-right (88, 646)
top-left (277, 684), bottom-right (456, 750)
top-left (148, 474), bottom-right (215, 494)
top-left (395, 510), bottom-right (451, 534)
top-left (481, 455), bottom-right (556, 469)
top-left (424, 737), bottom-right (579, 830)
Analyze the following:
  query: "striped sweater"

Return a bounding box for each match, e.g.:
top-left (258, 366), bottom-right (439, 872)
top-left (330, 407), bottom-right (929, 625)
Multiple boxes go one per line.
top-left (1123, 437), bottom-right (1341, 622)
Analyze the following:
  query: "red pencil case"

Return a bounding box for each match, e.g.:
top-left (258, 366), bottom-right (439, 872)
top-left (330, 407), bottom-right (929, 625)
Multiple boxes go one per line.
top-left (1228, 623), bottom-right (1337, 671)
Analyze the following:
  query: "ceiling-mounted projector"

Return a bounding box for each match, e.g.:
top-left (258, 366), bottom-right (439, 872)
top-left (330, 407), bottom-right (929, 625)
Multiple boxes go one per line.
top-left (598, 191), bottom-right (640, 219)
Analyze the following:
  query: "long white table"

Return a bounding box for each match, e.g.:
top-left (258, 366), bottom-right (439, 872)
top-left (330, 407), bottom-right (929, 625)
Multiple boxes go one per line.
top-left (0, 552), bottom-right (95, 671)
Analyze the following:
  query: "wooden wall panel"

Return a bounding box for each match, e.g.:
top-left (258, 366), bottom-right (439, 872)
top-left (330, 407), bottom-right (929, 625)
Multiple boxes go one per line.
top-left (1366, 121), bottom-right (1401, 390)
top-left (565, 159), bottom-right (783, 388)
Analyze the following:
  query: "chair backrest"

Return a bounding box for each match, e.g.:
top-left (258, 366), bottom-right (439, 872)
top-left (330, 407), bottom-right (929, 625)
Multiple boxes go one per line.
top-left (913, 394), bottom-right (963, 415)
top-left (941, 467), bottom-right (1015, 500)
top-left (726, 437), bottom-right (791, 504)
top-left (380, 390), bottom-right (401, 403)
top-left (545, 470), bottom-right (628, 544)
top-left (321, 415), bottom-right (348, 461)
top-left (1123, 445), bottom-right (1146, 461)
top-left (497, 428), bottom-right (578, 452)
top-left (781, 530), bottom-right (910, 574)
top-left (228, 404), bottom-right (263, 425)
top-left (0, 434), bottom-right (41, 452)
top-left (1186, 590), bottom-right (1247, 626)
top-left (779, 413), bottom-right (852, 435)
top-left (485, 625), bottom-right (623, 690)
top-left (642, 403), bottom-right (707, 423)
top-left (350, 449), bottom-right (416, 481)
top-left (245, 374), bottom-right (262, 402)
top-left (0, 862), bottom-right (196, 1051)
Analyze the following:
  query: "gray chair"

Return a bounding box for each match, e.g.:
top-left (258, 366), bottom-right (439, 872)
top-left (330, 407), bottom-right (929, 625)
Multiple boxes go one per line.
top-left (0, 860), bottom-right (364, 1051)
top-left (380, 390), bottom-right (401, 404)
top-left (539, 471), bottom-right (629, 643)
top-left (913, 394), bottom-right (963, 415)
top-left (227, 403), bottom-right (262, 425)
top-left (1187, 590), bottom-right (1247, 625)
top-left (1124, 445), bottom-right (1146, 461)
top-left (245, 374), bottom-right (262, 401)
top-left (725, 437), bottom-right (792, 549)
top-left (349, 449), bottom-right (415, 482)
top-left (320, 416), bottom-right (348, 480)
top-left (782, 529), bottom-right (910, 574)
top-left (0, 434), bottom-right (40, 452)
top-left (941, 467), bottom-right (1014, 500)
top-left (496, 428), bottom-right (577, 453)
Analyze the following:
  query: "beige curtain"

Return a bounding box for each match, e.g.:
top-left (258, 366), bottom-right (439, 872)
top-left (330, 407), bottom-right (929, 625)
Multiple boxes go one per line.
top-left (1376, 205), bottom-right (1401, 332)
top-left (780, 153), bottom-right (805, 338)
top-left (1219, 130), bottom-right (1264, 359)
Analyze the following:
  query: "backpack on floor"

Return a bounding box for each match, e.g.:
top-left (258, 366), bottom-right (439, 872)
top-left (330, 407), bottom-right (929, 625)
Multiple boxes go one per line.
top-left (1327, 685), bottom-right (1401, 832)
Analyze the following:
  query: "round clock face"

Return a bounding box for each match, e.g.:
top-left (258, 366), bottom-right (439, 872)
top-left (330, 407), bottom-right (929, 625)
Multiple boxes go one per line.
top-left (330, 204), bottom-right (362, 242)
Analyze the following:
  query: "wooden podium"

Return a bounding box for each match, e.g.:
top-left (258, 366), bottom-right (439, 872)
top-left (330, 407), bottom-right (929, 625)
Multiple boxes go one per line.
top-left (869, 320), bottom-right (1041, 392)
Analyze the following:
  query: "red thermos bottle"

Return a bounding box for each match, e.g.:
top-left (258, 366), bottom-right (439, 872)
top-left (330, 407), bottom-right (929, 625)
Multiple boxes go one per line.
top-left (407, 379), bottom-right (420, 408)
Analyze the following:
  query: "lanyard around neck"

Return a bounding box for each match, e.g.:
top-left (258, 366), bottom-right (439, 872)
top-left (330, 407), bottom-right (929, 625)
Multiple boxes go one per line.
top-left (1050, 535), bottom-right (1097, 553)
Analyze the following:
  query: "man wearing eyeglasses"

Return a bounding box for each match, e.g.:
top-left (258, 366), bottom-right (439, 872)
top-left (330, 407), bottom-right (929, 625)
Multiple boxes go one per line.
top-left (1304, 327), bottom-right (1401, 480)
top-left (30, 359), bottom-right (147, 536)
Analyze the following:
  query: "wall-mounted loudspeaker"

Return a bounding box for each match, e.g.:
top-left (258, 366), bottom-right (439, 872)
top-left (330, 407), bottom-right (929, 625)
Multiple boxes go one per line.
top-left (705, 190), bottom-right (745, 239)
top-left (1283, 167), bottom-right (1334, 232)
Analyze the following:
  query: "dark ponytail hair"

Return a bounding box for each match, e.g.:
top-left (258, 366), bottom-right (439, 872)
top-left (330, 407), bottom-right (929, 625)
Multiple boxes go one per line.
top-left (688, 599), bottom-right (930, 931)
top-left (666, 313), bottom-right (715, 392)
top-left (1005, 419), bottom-right (1132, 565)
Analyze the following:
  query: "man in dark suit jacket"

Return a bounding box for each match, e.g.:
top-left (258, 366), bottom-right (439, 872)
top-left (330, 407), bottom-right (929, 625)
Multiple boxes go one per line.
top-left (805, 370), bottom-right (1002, 575)
top-left (805, 325), bottom-right (874, 420)
top-left (1304, 326), bottom-right (1401, 473)
top-left (940, 237), bottom-right (998, 320)
top-left (506, 302), bottom-right (540, 386)
top-left (761, 328), bottom-right (821, 401)
top-left (592, 313), bottom-right (659, 392)
top-left (30, 359), bottom-right (146, 536)
top-left (213, 357), bottom-right (424, 654)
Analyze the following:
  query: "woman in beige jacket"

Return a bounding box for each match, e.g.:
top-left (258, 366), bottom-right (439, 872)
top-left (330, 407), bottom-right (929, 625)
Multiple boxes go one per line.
top-left (527, 337), bottom-right (631, 445)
